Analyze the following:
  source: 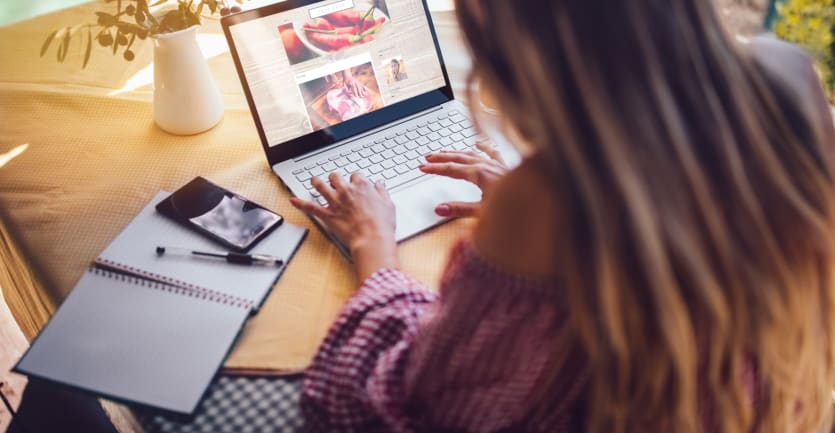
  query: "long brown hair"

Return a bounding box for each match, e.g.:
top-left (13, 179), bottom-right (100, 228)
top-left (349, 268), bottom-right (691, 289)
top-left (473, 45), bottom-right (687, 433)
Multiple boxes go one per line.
top-left (456, 1), bottom-right (835, 432)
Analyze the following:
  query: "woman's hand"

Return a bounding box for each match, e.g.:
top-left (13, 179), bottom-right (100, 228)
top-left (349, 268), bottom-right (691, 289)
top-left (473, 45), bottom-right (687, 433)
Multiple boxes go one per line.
top-left (290, 173), bottom-right (397, 282)
top-left (419, 142), bottom-right (509, 218)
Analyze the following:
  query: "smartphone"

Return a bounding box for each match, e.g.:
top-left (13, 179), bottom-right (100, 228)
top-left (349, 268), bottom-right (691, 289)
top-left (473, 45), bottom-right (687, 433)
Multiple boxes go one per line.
top-left (156, 177), bottom-right (284, 252)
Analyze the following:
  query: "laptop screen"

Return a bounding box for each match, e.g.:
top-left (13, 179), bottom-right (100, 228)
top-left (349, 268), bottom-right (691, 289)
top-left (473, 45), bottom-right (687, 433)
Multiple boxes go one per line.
top-left (227, 0), bottom-right (449, 153)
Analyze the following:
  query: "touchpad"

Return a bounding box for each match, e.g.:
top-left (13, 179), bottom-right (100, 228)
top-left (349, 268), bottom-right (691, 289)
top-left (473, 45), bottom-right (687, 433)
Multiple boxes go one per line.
top-left (390, 175), bottom-right (481, 240)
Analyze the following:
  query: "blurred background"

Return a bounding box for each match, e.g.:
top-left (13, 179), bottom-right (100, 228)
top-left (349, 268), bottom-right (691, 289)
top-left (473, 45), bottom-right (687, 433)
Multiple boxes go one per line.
top-left (0, 0), bottom-right (832, 100)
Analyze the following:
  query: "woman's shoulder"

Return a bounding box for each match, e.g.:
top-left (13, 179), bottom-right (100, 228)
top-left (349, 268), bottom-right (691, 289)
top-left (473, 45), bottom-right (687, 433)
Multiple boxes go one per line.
top-left (473, 155), bottom-right (562, 278)
top-left (746, 35), bottom-right (817, 92)
top-left (746, 35), bottom-right (833, 117)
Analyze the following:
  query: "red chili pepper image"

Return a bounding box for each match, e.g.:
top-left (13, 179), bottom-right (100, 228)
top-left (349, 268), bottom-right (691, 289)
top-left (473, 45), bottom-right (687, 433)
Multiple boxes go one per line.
top-left (296, 6), bottom-right (387, 53)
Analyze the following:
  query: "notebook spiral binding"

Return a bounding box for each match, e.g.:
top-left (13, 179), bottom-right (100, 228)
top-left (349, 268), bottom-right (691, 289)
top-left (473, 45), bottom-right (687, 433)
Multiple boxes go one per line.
top-left (90, 264), bottom-right (253, 310)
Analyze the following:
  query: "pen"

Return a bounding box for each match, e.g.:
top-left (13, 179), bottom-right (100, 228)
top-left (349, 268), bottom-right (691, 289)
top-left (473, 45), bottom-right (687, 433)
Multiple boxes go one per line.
top-left (155, 246), bottom-right (284, 266)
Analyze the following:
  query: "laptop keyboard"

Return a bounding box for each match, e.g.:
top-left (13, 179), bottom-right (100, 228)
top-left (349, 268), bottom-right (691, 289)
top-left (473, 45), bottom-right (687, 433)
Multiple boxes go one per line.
top-left (292, 109), bottom-right (490, 206)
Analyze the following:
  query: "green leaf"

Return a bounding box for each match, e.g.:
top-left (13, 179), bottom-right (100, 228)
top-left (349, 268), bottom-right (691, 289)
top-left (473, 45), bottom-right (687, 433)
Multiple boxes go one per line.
top-left (83, 26), bottom-right (92, 69)
top-left (41, 29), bottom-right (58, 57)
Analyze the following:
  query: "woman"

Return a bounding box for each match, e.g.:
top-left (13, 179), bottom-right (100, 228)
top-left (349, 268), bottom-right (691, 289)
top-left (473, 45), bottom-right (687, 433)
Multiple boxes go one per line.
top-left (291, 1), bottom-right (835, 432)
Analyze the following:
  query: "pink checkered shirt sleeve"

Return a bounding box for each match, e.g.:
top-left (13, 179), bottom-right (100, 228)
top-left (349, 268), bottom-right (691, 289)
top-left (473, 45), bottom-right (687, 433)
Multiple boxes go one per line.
top-left (301, 239), bottom-right (583, 433)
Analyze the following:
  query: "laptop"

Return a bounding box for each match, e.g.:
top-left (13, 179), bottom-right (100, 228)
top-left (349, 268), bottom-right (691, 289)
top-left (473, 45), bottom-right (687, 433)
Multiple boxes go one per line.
top-left (221, 0), bottom-right (512, 257)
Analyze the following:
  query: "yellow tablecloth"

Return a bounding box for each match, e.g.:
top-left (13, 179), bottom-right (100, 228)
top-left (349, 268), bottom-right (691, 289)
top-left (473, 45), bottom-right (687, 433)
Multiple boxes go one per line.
top-left (0, 1), bottom-right (474, 373)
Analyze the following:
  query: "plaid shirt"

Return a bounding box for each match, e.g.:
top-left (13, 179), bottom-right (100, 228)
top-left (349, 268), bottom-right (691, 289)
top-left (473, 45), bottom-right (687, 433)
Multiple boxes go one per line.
top-left (301, 239), bottom-right (581, 432)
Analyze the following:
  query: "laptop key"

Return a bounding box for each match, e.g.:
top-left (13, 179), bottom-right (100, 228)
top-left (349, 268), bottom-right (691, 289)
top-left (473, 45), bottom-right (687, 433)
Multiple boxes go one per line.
top-left (304, 163), bottom-right (316, 170)
top-left (334, 158), bottom-right (349, 167)
top-left (369, 164), bottom-right (384, 174)
top-left (393, 145), bottom-right (408, 155)
top-left (381, 149), bottom-right (396, 159)
top-left (395, 165), bottom-right (410, 175)
top-left (416, 145), bottom-right (433, 155)
top-left (440, 118), bottom-right (453, 127)
top-left (405, 150), bottom-right (420, 160)
top-left (348, 153), bottom-right (362, 163)
top-left (292, 168), bottom-right (304, 175)
top-left (357, 159), bottom-right (371, 169)
top-left (345, 163), bottom-right (360, 173)
top-left (406, 131), bottom-right (420, 140)
top-left (322, 162), bottom-right (337, 172)
top-left (395, 136), bottom-right (409, 145)
top-left (449, 124), bottom-right (463, 133)
top-left (438, 128), bottom-right (452, 137)
top-left (371, 144), bottom-right (385, 153)
top-left (418, 127), bottom-right (432, 136)
top-left (310, 166), bottom-right (324, 177)
top-left (429, 141), bottom-right (443, 151)
top-left (296, 171), bottom-right (312, 182)
top-left (462, 127), bottom-right (478, 138)
top-left (340, 150), bottom-right (352, 157)
top-left (405, 140), bottom-right (420, 150)
top-left (382, 159), bottom-right (396, 169)
top-left (429, 123), bottom-right (443, 132)
top-left (384, 140), bottom-right (399, 149)
top-left (370, 154), bottom-right (384, 164)
top-left (393, 155), bottom-right (407, 165)
top-left (317, 158), bottom-right (329, 166)
top-left (385, 168), bottom-right (426, 189)
top-left (427, 132), bottom-right (441, 141)
top-left (360, 148), bottom-right (373, 158)
top-left (383, 169), bottom-right (398, 179)
top-left (317, 197), bottom-right (329, 206)
top-left (450, 132), bottom-right (465, 142)
top-left (417, 136), bottom-right (430, 146)
top-left (407, 159), bottom-right (420, 170)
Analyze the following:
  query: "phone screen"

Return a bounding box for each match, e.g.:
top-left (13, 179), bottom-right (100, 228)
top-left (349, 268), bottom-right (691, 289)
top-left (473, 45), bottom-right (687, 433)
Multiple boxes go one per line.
top-left (157, 177), bottom-right (283, 251)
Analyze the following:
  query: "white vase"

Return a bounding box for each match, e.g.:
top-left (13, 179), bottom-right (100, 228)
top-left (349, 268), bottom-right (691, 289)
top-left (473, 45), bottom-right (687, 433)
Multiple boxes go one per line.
top-left (152, 25), bottom-right (224, 135)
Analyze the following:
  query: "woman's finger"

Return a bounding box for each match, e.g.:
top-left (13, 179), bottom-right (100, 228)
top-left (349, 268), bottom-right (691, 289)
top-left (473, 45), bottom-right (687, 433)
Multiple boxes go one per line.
top-left (311, 176), bottom-right (339, 204)
top-left (434, 201), bottom-right (480, 218)
top-left (475, 142), bottom-right (506, 166)
top-left (290, 197), bottom-right (332, 220)
top-left (419, 162), bottom-right (478, 183)
top-left (374, 179), bottom-right (390, 199)
top-left (350, 172), bottom-right (369, 185)
top-left (425, 151), bottom-right (484, 165)
top-left (328, 172), bottom-right (349, 194)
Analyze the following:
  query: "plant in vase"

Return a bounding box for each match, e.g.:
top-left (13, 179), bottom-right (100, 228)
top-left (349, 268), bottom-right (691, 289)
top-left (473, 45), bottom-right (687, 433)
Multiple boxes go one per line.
top-left (40, 0), bottom-right (241, 135)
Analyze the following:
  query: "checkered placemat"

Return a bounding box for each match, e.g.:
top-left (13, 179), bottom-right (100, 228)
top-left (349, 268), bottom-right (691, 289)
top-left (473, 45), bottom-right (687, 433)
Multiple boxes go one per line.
top-left (135, 375), bottom-right (306, 433)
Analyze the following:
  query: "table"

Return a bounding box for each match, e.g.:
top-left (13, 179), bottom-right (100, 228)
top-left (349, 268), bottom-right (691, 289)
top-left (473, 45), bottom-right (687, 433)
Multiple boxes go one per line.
top-left (0, 1), bottom-right (475, 431)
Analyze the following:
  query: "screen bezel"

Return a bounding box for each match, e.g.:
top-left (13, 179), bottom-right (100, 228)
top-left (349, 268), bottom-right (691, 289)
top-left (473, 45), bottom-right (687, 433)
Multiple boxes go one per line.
top-left (221, 0), bottom-right (455, 165)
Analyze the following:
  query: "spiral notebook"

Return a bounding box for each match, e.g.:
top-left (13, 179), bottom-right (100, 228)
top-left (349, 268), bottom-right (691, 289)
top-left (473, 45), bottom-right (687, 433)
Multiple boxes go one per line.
top-left (13, 191), bottom-right (308, 414)
top-left (14, 267), bottom-right (251, 415)
top-left (95, 191), bottom-right (308, 311)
